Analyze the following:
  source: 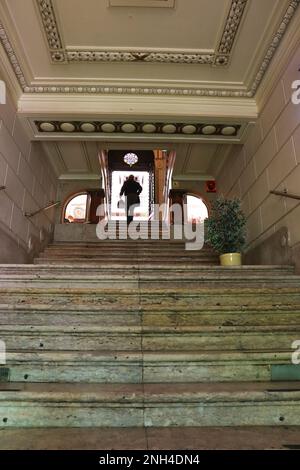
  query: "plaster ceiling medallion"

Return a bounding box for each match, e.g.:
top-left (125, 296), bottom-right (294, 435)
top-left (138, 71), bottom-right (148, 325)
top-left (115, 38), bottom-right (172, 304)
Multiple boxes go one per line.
top-left (221, 126), bottom-right (237, 136)
top-left (181, 125), bottom-right (197, 135)
top-left (201, 125), bottom-right (217, 135)
top-left (39, 122), bottom-right (55, 132)
top-left (121, 123), bottom-right (137, 133)
top-left (80, 122), bottom-right (96, 133)
top-left (101, 123), bottom-right (116, 133)
top-left (142, 123), bottom-right (157, 133)
top-left (60, 122), bottom-right (76, 132)
top-left (123, 152), bottom-right (139, 167)
top-left (162, 124), bottom-right (177, 134)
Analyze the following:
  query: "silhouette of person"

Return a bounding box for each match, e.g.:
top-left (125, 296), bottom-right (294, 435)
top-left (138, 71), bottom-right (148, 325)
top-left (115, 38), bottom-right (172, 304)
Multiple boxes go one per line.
top-left (120, 175), bottom-right (143, 224)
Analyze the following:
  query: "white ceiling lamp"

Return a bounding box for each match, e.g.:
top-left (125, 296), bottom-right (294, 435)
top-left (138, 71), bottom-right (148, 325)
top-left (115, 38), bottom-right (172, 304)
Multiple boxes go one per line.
top-left (121, 123), bottom-right (136, 133)
top-left (80, 122), bottom-right (96, 132)
top-left (162, 124), bottom-right (177, 134)
top-left (142, 123), bottom-right (157, 133)
top-left (101, 123), bottom-right (116, 133)
top-left (40, 122), bottom-right (55, 132)
top-left (60, 122), bottom-right (76, 132)
top-left (201, 125), bottom-right (217, 135)
top-left (181, 125), bottom-right (197, 135)
top-left (221, 126), bottom-right (237, 136)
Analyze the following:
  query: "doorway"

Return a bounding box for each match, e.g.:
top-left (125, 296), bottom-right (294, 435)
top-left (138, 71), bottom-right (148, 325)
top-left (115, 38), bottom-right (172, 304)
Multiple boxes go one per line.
top-left (110, 171), bottom-right (150, 221)
top-left (185, 194), bottom-right (209, 224)
top-left (107, 150), bottom-right (155, 221)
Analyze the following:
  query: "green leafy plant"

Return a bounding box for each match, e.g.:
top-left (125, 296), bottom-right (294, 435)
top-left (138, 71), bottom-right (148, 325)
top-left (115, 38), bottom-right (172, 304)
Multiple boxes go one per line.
top-left (206, 197), bottom-right (246, 254)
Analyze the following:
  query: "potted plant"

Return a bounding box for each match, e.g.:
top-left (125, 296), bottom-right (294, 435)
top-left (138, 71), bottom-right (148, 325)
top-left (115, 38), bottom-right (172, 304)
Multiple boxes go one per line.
top-left (206, 197), bottom-right (246, 266)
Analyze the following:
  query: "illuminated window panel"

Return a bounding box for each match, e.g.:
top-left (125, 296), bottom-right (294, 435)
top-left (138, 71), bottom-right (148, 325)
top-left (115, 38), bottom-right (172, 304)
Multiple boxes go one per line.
top-left (186, 195), bottom-right (208, 224)
top-left (111, 171), bottom-right (150, 221)
top-left (64, 194), bottom-right (88, 223)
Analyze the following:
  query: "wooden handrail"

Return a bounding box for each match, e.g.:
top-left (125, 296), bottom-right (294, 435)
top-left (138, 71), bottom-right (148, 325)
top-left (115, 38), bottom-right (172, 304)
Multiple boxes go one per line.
top-left (25, 201), bottom-right (61, 218)
top-left (270, 190), bottom-right (300, 201)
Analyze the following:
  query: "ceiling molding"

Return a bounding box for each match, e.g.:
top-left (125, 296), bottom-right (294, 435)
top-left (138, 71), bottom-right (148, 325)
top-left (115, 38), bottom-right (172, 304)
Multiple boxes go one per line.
top-left (26, 118), bottom-right (252, 144)
top-left (255, 3), bottom-right (300, 111)
top-left (0, 0), bottom-right (298, 99)
top-left (249, 0), bottom-right (300, 96)
top-left (36, 0), bottom-right (247, 66)
top-left (17, 94), bottom-right (258, 123)
top-left (34, 119), bottom-right (242, 138)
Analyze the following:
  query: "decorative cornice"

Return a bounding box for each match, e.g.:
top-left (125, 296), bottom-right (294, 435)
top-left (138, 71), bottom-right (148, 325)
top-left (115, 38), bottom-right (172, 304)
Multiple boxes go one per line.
top-left (0, 0), bottom-right (299, 98)
top-left (249, 0), bottom-right (300, 95)
top-left (34, 120), bottom-right (241, 137)
top-left (0, 22), bottom-right (27, 90)
top-left (36, 0), bottom-right (247, 65)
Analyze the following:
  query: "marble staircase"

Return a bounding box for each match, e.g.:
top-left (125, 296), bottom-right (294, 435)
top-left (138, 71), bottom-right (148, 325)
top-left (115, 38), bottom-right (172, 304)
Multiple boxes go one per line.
top-left (0, 239), bottom-right (300, 433)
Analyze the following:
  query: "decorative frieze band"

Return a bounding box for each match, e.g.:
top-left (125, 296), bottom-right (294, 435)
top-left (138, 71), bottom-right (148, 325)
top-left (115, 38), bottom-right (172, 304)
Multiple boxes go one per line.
top-left (250, 0), bottom-right (300, 95)
top-left (66, 51), bottom-right (216, 65)
top-left (35, 120), bottom-right (241, 137)
top-left (217, 0), bottom-right (248, 55)
top-left (37, 0), bottom-right (63, 50)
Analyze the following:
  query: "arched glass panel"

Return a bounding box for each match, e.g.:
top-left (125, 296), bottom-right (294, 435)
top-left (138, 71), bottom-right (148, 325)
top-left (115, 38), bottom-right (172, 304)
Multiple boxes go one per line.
top-left (186, 195), bottom-right (208, 224)
top-left (64, 194), bottom-right (88, 223)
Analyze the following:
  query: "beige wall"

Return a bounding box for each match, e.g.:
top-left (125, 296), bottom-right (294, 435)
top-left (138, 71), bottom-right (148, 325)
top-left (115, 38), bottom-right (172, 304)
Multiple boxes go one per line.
top-left (0, 91), bottom-right (58, 263)
top-left (217, 43), bottom-right (300, 267)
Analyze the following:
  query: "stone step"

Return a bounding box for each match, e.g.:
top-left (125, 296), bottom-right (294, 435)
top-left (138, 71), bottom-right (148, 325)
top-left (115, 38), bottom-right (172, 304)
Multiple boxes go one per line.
top-left (0, 325), bottom-right (299, 351)
top-left (0, 425), bottom-right (299, 450)
top-left (1, 276), bottom-right (300, 289)
top-left (3, 350), bottom-right (293, 384)
top-left (34, 258), bottom-right (219, 266)
top-left (0, 308), bottom-right (299, 327)
top-left (37, 257), bottom-right (219, 263)
top-left (46, 241), bottom-right (206, 247)
top-left (0, 264), bottom-right (295, 277)
top-left (44, 242), bottom-right (212, 249)
top-left (1, 289), bottom-right (300, 310)
top-left (49, 242), bottom-right (202, 248)
top-left (40, 252), bottom-right (218, 260)
top-left (43, 246), bottom-right (214, 253)
top-left (37, 252), bottom-right (219, 259)
top-left (0, 382), bottom-right (300, 427)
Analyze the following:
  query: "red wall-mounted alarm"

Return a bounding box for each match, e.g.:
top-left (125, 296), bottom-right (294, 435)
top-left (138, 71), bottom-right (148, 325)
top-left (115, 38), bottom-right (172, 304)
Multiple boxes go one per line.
top-left (206, 180), bottom-right (217, 193)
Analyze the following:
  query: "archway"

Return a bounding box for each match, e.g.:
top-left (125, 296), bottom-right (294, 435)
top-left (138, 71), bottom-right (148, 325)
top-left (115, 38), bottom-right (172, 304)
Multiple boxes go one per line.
top-left (107, 150), bottom-right (155, 221)
top-left (185, 193), bottom-right (209, 224)
top-left (62, 192), bottom-right (90, 223)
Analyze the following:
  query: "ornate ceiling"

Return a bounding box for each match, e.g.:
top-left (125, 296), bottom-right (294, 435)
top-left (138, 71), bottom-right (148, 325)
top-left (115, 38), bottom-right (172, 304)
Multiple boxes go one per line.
top-left (0, 0), bottom-right (299, 179)
top-left (37, 0), bottom-right (246, 67)
top-left (1, 0), bottom-right (299, 102)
